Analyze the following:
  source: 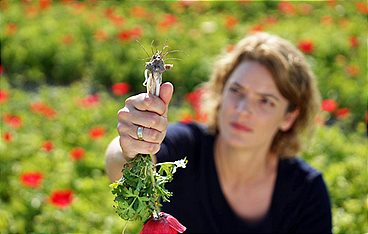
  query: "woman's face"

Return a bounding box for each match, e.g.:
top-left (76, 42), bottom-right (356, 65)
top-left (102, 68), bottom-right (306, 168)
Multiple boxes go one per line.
top-left (218, 60), bottom-right (298, 150)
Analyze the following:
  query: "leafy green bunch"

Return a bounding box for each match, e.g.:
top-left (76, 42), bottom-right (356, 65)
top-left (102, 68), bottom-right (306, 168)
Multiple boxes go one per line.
top-left (110, 154), bottom-right (187, 222)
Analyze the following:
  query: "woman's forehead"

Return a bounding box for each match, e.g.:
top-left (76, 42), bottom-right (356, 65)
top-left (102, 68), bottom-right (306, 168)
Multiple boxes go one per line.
top-left (227, 61), bottom-right (280, 93)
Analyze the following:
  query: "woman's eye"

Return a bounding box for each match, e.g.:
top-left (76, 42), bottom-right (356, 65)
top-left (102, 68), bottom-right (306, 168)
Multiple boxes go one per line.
top-left (229, 87), bottom-right (240, 93)
top-left (260, 98), bottom-right (275, 107)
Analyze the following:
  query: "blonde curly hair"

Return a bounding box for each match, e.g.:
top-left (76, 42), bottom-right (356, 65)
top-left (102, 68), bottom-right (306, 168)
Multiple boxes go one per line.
top-left (202, 32), bottom-right (321, 157)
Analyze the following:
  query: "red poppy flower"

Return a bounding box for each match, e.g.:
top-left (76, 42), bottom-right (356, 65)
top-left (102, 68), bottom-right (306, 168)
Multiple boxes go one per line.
top-left (335, 108), bottom-right (350, 119)
top-left (79, 94), bottom-right (100, 107)
top-left (25, 5), bottom-right (38, 17)
top-left (349, 36), bottom-right (359, 48)
top-left (39, 0), bottom-right (52, 10)
top-left (321, 99), bottom-right (337, 113)
top-left (71, 2), bottom-right (85, 13)
top-left (278, 2), bottom-right (296, 15)
top-left (5, 23), bottom-right (17, 35)
top-left (185, 88), bottom-right (204, 113)
top-left (62, 34), bottom-right (73, 45)
top-left (140, 212), bottom-right (186, 234)
top-left (298, 39), bottom-right (314, 54)
top-left (30, 102), bottom-right (57, 118)
top-left (320, 16), bottom-right (333, 25)
top-left (42, 141), bottom-right (54, 152)
top-left (105, 7), bottom-right (115, 18)
top-left (3, 114), bottom-right (22, 128)
top-left (2, 131), bottom-right (12, 142)
top-left (250, 24), bottom-right (264, 32)
top-left (110, 15), bottom-right (125, 26)
top-left (117, 27), bottom-right (142, 41)
top-left (94, 30), bottom-right (108, 41)
top-left (159, 14), bottom-right (177, 29)
top-left (104, 7), bottom-right (124, 26)
top-left (20, 172), bottom-right (43, 188)
top-left (131, 6), bottom-right (147, 18)
top-left (356, 2), bottom-right (368, 14)
top-left (225, 16), bottom-right (238, 30)
top-left (338, 18), bottom-right (350, 28)
top-left (327, 0), bottom-right (336, 7)
top-left (346, 64), bottom-right (360, 77)
top-left (117, 31), bottom-right (131, 41)
top-left (70, 147), bottom-right (85, 160)
top-left (0, 64), bottom-right (3, 74)
top-left (0, 90), bottom-right (9, 103)
top-left (89, 127), bottom-right (105, 139)
top-left (49, 190), bottom-right (73, 208)
top-left (129, 27), bottom-right (142, 39)
top-left (112, 82), bottom-right (130, 96)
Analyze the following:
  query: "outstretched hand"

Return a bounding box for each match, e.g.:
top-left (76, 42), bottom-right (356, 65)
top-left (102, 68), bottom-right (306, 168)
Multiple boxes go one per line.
top-left (116, 82), bottom-right (174, 159)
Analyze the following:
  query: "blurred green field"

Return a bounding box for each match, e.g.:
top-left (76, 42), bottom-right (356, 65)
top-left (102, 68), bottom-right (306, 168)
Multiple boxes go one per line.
top-left (0, 0), bottom-right (367, 233)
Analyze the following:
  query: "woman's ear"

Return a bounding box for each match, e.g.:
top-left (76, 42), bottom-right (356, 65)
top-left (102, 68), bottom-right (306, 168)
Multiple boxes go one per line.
top-left (279, 109), bottom-right (300, 132)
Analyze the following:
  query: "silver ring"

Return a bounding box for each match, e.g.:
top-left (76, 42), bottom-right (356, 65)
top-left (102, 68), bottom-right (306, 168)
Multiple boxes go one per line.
top-left (137, 126), bottom-right (144, 141)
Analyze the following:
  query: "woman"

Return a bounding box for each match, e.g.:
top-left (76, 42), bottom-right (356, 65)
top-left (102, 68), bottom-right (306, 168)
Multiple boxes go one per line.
top-left (105, 32), bottom-right (332, 233)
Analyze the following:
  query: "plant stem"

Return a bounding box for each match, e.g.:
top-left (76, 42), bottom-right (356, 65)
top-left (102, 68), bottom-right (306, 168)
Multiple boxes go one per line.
top-left (146, 60), bottom-right (165, 218)
top-left (149, 153), bottom-right (160, 219)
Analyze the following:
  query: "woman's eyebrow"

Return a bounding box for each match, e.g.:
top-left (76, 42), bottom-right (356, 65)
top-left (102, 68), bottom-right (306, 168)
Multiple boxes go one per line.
top-left (231, 81), bottom-right (280, 102)
top-left (258, 93), bottom-right (280, 102)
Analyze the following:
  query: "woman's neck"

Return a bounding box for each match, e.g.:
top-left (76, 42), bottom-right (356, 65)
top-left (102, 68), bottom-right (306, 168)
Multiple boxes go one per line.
top-left (214, 136), bottom-right (277, 187)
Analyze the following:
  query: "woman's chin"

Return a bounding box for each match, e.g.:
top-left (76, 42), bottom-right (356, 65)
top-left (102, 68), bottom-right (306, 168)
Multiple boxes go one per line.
top-left (219, 133), bottom-right (253, 149)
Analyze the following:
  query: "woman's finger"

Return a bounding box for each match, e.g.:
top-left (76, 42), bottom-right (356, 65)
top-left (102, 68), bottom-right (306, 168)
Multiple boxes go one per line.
top-left (119, 134), bottom-right (161, 156)
top-left (118, 108), bottom-right (167, 132)
top-left (125, 93), bottom-right (167, 116)
top-left (117, 121), bottom-right (165, 144)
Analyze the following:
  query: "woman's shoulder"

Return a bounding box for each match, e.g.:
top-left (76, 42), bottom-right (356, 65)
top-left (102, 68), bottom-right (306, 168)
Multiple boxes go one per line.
top-left (276, 157), bottom-right (331, 214)
top-left (279, 157), bottom-right (322, 183)
top-left (276, 157), bottom-right (332, 232)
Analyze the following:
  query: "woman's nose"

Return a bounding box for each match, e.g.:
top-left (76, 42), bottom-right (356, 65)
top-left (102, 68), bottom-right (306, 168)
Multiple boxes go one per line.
top-left (236, 98), bottom-right (253, 114)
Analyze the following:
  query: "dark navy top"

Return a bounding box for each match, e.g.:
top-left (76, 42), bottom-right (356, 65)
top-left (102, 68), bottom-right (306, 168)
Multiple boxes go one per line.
top-left (156, 122), bottom-right (332, 233)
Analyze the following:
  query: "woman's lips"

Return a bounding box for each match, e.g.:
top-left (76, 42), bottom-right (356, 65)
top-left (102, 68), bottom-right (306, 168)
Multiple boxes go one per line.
top-left (230, 122), bottom-right (253, 132)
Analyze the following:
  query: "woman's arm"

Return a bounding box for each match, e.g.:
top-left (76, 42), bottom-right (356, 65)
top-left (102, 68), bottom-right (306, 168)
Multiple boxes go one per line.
top-left (104, 136), bottom-right (126, 182)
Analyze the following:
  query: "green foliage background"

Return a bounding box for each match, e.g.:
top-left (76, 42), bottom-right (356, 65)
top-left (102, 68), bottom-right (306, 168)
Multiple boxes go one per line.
top-left (0, 0), bottom-right (367, 233)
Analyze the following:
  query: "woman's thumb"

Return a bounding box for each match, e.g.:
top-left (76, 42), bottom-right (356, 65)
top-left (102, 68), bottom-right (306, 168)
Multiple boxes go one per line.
top-left (159, 82), bottom-right (174, 113)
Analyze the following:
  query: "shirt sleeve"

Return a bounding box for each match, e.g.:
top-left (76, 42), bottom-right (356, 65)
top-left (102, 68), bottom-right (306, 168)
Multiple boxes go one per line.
top-left (293, 174), bottom-right (333, 234)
